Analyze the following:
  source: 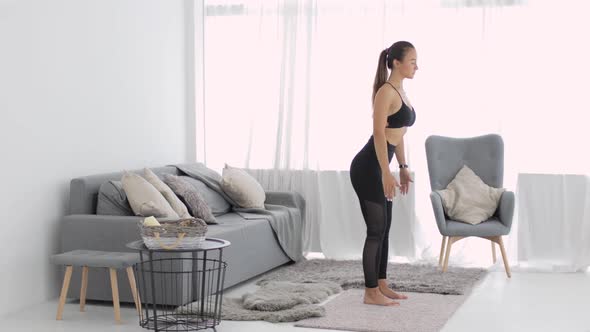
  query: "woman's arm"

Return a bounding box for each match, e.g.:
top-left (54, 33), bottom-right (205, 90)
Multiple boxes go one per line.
top-left (373, 86), bottom-right (401, 200)
top-left (395, 136), bottom-right (406, 166)
top-left (396, 135), bottom-right (413, 195)
top-left (372, 88), bottom-right (395, 174)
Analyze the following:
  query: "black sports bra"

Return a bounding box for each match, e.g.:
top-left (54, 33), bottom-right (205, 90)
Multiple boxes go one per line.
top-left (383, 82), bottom-right (416, 128)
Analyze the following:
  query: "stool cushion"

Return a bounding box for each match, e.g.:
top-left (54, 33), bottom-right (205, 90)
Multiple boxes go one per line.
top-left (51, 250), bottom-right (140, 268)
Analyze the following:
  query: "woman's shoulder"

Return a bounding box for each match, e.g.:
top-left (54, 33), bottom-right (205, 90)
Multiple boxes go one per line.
top-left (376, 83), bottom-right (402, 107)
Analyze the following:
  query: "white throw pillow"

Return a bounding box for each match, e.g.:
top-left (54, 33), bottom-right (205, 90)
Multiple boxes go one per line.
top-left (436, 165), bottom-right (505, 225)
top-left (220, 164), bottom-right (266, 209)
top-left (121, 171), bottom-right (180, 219)
top-left (142, 168), bottom-right (192, 218)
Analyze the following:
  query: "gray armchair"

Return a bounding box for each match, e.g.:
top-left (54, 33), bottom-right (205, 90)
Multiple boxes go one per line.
top-left (425, 134), bottom-right (514, 277)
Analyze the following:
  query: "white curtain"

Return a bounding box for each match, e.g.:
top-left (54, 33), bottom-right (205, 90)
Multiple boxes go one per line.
top-left (202, 0), bottom-right (590, 267)
top-left (515, 174), bottom-right (590, 272)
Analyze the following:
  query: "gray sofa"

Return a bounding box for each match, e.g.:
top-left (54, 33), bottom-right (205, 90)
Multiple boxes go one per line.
top-left (60, 165), bottom-right (304, 304)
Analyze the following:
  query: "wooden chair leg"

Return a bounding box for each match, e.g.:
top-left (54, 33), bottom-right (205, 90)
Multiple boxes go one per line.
top-left (126, 267), bottom-right (142, 317)
top-left (497, 236), bottom-right (512, 278)
top-left (442, 237), bottom-right (466, 272)
top-left (109, 268), bottom-right (121, 323)
top-left (491, 241), bottom-right (497, 264)
top-left (80, 266), bottom-right (88, 312)
top-left (443, 237), bottom-right (454, 272)
top-left (57, 266), bottom-right (73, 320)
top-left (439, 236), bottom-right (447, 267)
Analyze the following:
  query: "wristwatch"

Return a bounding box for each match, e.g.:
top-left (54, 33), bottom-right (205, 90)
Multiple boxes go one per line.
top-left (399, 164), bottom-right (409, 169)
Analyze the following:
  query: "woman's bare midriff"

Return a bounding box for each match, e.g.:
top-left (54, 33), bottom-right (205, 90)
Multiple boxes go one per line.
top-left (385, 127), bottom-right (407, 147)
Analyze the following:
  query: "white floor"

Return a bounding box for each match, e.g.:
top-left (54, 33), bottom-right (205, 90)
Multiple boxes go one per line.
top-left (4, 268), bottom-right (590, 332)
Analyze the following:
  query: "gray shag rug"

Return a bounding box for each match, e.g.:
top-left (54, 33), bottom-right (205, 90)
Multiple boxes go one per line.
top-left (176, 280), bottom-right (342, 323)
top-left (241, 280), bottom-right (342, 311)
top-left (177, 259), bottom-right (486, 325)
top-left (256, 259), bottom-right (487, 295)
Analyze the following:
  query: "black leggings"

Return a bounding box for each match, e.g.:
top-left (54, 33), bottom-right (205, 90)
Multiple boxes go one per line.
top-left (349, 135), bottom-right (395, 288)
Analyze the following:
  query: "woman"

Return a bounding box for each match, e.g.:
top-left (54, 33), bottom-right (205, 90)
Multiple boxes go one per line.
top-left (349, 41), bottom-right (418, 306)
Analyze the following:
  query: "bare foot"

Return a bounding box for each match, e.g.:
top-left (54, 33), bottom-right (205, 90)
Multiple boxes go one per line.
top-left (378, 279), bottom-right (408, 300)
top-left (364, 287), bottom-right (400, 306)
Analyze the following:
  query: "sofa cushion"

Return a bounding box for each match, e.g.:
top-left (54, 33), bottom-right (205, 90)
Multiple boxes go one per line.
top-left (96, 181), bottom-right (134, 216)
top-left (221, 164), bottom-right (266, 209)
top-left (143, 168), bottom-right (191, 218)
top-left (121, 171), bottom-right (180, 218)
top-left (163, 174), bottom-right (217, 224)
top-left (180, 176), bottom-right (231, 216)
top-left (436, 165), bottom-right (505, 225)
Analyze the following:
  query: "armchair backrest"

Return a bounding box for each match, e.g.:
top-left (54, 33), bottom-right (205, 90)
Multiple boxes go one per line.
top-left (425, 134), bottom-right (504, 191)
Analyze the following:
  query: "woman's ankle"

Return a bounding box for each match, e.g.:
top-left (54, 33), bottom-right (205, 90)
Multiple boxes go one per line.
top-left (365, 286), bottom-right (380, 293)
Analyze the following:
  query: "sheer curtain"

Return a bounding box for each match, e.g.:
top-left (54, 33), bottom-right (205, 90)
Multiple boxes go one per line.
top-left (202, 0), bottom-right (590, 267)
top-left (203, 0), bottom-right (419, 259)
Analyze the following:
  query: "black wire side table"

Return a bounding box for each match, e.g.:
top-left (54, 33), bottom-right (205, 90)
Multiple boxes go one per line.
top-left (127, 238), bottom-right (230, 331)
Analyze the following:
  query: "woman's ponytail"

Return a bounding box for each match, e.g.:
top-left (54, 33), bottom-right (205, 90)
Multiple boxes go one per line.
top-left (372, 49), bottom-right (389, 102)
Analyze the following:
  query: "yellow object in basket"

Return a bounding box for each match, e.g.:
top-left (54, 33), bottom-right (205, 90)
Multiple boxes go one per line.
top-left (143, 216), bottom-right (161, 227)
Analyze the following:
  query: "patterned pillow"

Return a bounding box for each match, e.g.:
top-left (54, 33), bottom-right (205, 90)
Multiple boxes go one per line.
top-left (143, 168), bottom-right (191, 218)
top-left (180, 176), bottom-right (231, 216)
top-left (163, 174), bottom-right (217, 224)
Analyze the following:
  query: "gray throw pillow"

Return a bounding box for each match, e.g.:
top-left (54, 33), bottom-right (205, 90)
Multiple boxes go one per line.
top-left (163, 174), bottom-right (218, 224)
top-left (96, 181), bottom-right (134, 216)
top-left (180, 176), bottom-right (231, 216)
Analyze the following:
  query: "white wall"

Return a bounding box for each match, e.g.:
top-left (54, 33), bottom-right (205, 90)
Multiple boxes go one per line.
top-left (0, 0), bottom-right (194, 316)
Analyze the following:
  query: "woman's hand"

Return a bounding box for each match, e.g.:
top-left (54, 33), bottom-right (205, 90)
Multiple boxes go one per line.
top-left (399, 168), bottom-right (413, 195)
top-left (382, 172), bottom-right (400, 201)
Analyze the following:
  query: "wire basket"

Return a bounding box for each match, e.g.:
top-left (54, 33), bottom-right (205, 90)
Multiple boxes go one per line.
top-left (139, 218), bottom-right (208, 250)
top-left (135, 256), bottom-right (227, 331)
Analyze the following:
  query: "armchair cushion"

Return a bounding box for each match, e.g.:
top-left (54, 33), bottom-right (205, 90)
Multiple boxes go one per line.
top-left (436, 165), bottom-right (505, 225)
top-left (446, 217), bottom-right (510, 237)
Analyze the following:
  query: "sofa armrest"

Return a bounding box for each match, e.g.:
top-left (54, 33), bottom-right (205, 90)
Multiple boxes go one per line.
top-left (429, 192), bottom-right (447, 234)
top-left (61, 214), bottom-right (144, 253)
top-left (497, 190), bottom-right (515, 230)
top-left (265, 191), bottom-right (306, 213)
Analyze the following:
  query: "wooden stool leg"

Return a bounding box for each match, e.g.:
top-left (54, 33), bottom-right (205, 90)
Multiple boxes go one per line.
top-left (57, 266), bottom-right (73, 320)
top-left (126, 267), bottom-right (142, 316)
top-left (80, 266), bottom-right (88, 312)
top-left (109, 268), bottom-right (121, 323)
